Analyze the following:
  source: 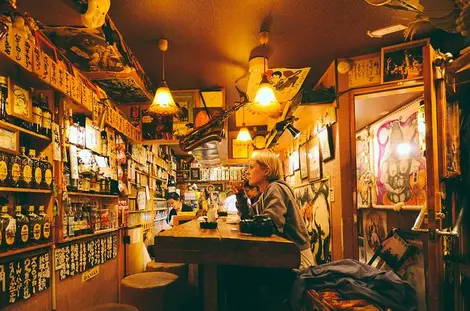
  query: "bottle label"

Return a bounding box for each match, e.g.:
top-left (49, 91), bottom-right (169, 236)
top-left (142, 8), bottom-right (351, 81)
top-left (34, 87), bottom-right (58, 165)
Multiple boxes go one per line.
top-left (23, 165), bottom-right (32, 184)
top-left (43, 222), bottom-right (51, 239)
top-left (33, 106), bottom-right (42, 125)
top-left (45, 169), bottom-right (52, 186)
top-left (6, 219), bottom-right (16, 245)
top-left (43, 111), bottom-right (52, 129)
top-left (35, 167), bottom-right (42, 184)
top-left (20, 224), bottom-right (29, 242)
top-left (0, 160), bottom-right (7, 182)
top-left (10, 163), bottom-right (20, 183)
top-left (33, 223), bottom-right (41, 240)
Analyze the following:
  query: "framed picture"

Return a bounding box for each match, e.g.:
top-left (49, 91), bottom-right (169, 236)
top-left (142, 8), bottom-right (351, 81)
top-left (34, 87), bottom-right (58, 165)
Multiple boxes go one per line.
top-left (190, 168), bottom-right (200, 180)
top-left (318, 125), bottom-right (334, 162)
top-left (8, 78), bottom-right (32, 123)
top-left (130, 106), bottom-right (141, 127)
top-left (441, 92), bottom-right (460, 177)
top-left (308, 139), bottom-right (322, 181)
top-left (292, 150), bottom-right (300, 171)
top-left (299, 143), bottom-right (308, 179)
top-left (381, 39), bottom-right (429, 84)
top-left (232, 138), bottom-right (249, 159)
top-left (200, 90), bottom-right (225, 107)
top-left (0, 122), bottom-right (19, 154)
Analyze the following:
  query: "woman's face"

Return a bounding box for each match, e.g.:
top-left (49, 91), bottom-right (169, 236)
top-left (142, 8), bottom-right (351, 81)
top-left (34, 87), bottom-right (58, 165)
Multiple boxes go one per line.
top-left (248, 160), bottom-right (268, 187)
top-left (168, 199), bottom-right (179, 210)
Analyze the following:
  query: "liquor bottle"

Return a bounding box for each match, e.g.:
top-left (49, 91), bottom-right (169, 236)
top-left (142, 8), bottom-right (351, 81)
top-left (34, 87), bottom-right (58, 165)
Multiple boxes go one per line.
top-left (13, 205), bottom-right (29, 247)
top-left (9, 151), bottom-right (21, 188)
top-left (32, 94), bottom-right (43, 134)
top-left (64, 108), bottom-right (72, 144)
top-left (40, 154), bottom-right (53, 190)
top-left (29, 149), bottom-right (42, 189)
top-left (101, 129), bottom-right (108, 156)
top-left (0, 206), bottom-right (16, 250)
top-left (0, 75), bottom-right (10, 122)
top-left (27, 205), bottom-right (41, 243)
top-left (40, 94), bottom-right (52, 137)
top-left (20, 147), bottom-right (33, 188)
top-left (37, 205), bottom-right (51, 242)
top-left (0, 151), bottom-right (9, 187)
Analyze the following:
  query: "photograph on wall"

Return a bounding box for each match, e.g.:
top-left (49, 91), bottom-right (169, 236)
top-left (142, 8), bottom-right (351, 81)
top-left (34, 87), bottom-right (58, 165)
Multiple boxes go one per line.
top-left (231, 138), bottom-right (249, 159)
top-left (294, 179), bottom-right (331, 265)
top-left (318, 125), bottom-right (334, 161)
top-left (356, 128), bottom-right (373, 207)
top-left (362, 210), bottom-right (387, 264)
top-left (292, 150), bottom-right (300, 171)
top-left (299, 143), bottom-right (308, 179)
top-left (129, 106), bottom-right (141, 127)
top-left (381, 39), bottom-right (428, 84)
top-left (308, 140), bottom-right (322, 181)
top-left (141, 110), bottom-right (173, 140)
top-left (371, 99), bottom-right (426, 207)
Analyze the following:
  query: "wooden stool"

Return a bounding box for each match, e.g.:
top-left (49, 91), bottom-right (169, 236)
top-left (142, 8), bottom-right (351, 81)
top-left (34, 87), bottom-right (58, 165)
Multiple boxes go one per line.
top-left (81, 303), bottom-right (139, 311)
top-left (121, 272), bottom-right (178, 311)
top-left (145, 261), bottom-right (188, 279)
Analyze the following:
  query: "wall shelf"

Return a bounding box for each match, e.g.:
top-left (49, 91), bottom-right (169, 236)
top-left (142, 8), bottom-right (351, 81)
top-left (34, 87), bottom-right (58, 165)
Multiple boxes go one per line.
top-left (0, 187), bottom-right (52, 194)
top-left (128, 209), bottom-right (152, 214)
top-left (67, 192), bottom-right (118, 198)
top-left (0, 242), bottom-right (54, 259)
top-left (57, 228), bottom-right (119, 244)
top-left (0, 120), bottom-right (51, 142)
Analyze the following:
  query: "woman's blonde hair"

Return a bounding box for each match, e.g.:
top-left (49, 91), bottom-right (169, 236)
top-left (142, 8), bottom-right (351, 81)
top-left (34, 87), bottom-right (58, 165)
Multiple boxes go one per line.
top-left (251, 151), bottom-right (283, 181)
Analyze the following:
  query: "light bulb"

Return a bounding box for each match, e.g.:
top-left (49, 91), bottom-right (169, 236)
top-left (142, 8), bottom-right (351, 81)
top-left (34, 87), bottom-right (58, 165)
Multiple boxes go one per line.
top-left (236, 124), bottom-right (252, 142)
top-left (254, 81), bottom-right (278, 107)
top-left (148, 82), bottom-right (178, 115)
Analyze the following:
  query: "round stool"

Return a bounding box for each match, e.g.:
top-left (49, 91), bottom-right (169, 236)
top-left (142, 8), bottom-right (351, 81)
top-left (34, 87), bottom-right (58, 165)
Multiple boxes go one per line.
top-left (145, 261), bottom-right (188, 279)
top-left (121, 272), bottom-right (178, 311)
top-left (81, 303), bottom-right (139, 311)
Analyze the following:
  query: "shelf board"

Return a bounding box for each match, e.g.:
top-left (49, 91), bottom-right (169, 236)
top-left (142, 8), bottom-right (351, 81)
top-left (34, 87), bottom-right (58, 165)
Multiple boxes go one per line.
top-left (154, 207), bottom-right (167, 211)
top-left (0, 121), bottom-right (51, 142)
top-left (57, 228), bottom-right (119, 244)
top-left (128, 209), bottom-right (152, 214)
top-left (67, 192), bottom-right (118, 198)
top-left (0, 187), bottom-right (52, 194)
top-left (0, 242), bottom-right (54, 259)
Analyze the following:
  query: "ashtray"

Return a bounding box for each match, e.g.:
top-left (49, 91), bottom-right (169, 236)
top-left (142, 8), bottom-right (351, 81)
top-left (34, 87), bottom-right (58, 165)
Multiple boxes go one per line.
top-left (200, 221), bottom-right (218, 229)
top-left (217, 211), bottom-right (228, 217)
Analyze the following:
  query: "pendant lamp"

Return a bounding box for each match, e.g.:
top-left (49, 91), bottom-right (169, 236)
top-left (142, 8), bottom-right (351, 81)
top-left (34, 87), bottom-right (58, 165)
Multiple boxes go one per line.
top-left (236, 107), bottom-right (252, 142)
top-left (148, 38), bottom-right (179, 115)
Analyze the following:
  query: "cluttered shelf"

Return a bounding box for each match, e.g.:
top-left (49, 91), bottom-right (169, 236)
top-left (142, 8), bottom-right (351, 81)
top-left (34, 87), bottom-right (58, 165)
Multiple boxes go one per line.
top-left (0, 120), bottom-right (51, 142)
top-left (128, 209), bottom-right (153, 214)
top-left (67, 192), bottom-right (119, 198)
top-left (57, 228), bottom-right (120, 244)
top-left (0, 242), bottom-right (54, 259)
top-left (0, 187), bottom-right (52, 194)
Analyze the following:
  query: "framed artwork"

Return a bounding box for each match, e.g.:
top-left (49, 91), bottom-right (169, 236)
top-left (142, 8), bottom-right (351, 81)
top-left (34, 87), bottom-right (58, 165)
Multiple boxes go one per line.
top-left (193, 107), bottom-right (224, 128)
top-left (200, 90), bottom-right (224, 107)
top-left (190, 168), bottom-right (200, 180)
top-left (292, 150), bottom-right (300, 171)
top-left (130, 106), bottom-right (141, 127)
top-left (299, 143), bottom-right (308, 179)
top-left (347, 53), bottom-right (381, 88)
top-left (362, 210), bottom-right (387, 266)
top-left (0, 123), bottom-right (19, 154)
top-left (318, 125), bottom-right (334, 162)
top-left (141, 110), bottom-right (173, 140)
top-left (356, 128), bottom-right (373, 208)
top-left (308, 139), bottom-right (322, 181)
top-left (232, 138), bottom-right (249, 159)
top-left (381, 39), bottom-right (429, 84)
top-left (441, 94), bottom-right (460, 177)
top-left (8, 78), bottom-right (32, 123)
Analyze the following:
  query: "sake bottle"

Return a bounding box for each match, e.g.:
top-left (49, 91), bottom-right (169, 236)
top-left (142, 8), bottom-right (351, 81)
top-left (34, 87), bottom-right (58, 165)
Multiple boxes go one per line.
top-left (14, 205), bottom-right (29, 246)
top-left (29, 149), bottom-right (42, 189)
top-left (27, 205), bottom-right (41, 243)
top-left (0, 151), bottom-right (9, 187)
top-left (37, 205), bottom-right (51, 242)
top-left (20, 147), bottom-right (33, 188)
top-left (0, 206), bottom-right (16, 250)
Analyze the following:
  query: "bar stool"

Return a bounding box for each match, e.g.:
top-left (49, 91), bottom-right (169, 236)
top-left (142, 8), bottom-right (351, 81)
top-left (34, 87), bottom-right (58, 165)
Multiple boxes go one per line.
top-left (145, 261), bottom-right (188, 279)
top-left (81, 303), bottom-right (138, 311)
top-left (121, 272), bottom-right (178, 311)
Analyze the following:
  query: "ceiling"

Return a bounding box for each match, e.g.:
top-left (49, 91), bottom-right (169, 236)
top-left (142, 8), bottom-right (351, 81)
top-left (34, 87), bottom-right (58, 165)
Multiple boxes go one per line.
top-left (18, 0), bottom-right (445, 112)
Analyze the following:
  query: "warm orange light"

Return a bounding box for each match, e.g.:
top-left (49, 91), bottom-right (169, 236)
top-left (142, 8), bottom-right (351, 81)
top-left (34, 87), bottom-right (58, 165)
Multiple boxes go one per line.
top-left (253, 75), bottom-right (279, 108)
top-left (148, 81), bottom-right (178, 115)
top-left (236, 124), bottom-right (252, 142)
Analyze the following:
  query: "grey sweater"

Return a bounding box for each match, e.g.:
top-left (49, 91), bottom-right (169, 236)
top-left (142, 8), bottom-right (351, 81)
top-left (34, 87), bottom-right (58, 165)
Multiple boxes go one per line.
top-left (236, 180), bottom-right (310, 251)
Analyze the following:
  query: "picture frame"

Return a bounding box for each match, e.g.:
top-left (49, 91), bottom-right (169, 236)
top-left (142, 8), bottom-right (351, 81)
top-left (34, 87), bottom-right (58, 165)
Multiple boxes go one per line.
top-left (292, 150), bottom-right (300, 171)
top-left (190, 168), bottom-right (201, 180)
top-left (381, 39), bottom-right (429, 84)
top-left (172, 91), bottom-right (195, 123)
top-left (318, 125), bottom-right (334, 162)
top-left (231, 138), bottom-right (249, 159)
top-left (299, 143), bottom-right (308, 179)
top-left (0, 122), bottom-right (20, 154)
top-left (308, 139), bottom-right (322, 181)
top-left (441, 90), bottom-right (461, 177)
top-left (8, 78), bottom-right (32, 123)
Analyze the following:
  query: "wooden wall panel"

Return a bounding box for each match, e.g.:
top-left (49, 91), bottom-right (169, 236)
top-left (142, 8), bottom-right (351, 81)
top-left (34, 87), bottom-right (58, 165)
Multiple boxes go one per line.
top-left (3, 289), bottom-right (52, 311)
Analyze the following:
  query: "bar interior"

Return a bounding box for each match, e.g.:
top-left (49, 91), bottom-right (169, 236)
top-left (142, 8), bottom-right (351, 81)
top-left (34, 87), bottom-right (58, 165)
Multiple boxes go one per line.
top-left (1, 0), bottom-right (470, 310)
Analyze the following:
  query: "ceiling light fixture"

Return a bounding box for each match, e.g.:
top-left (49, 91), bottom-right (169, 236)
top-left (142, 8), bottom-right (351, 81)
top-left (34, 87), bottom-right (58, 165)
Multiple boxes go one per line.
top-left (236, 107), bottom-right (252, 142)
top-left (148, 38), bottom-right (179, 115)
top-left (367, 24), bottom-right (408, 38)
top-left (286, 124), bottom-right (301, 139)
top-left (252, 31), bottom-right (280, 112)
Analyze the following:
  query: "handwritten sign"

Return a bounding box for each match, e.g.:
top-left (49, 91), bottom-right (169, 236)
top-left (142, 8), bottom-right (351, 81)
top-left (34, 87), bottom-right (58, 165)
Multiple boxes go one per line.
top-left (348, 55), bottom-right (380, 88)
top-left (55, 233), bottom-right (118, 281)
top-left (0, 250), bottom-right (51, 308)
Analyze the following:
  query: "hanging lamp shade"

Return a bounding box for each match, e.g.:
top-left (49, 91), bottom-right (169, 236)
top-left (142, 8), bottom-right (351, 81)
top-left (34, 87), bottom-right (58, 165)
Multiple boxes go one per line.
top-left (237, 123), bottom-right (252, 142)
top-left (148, 39), bottom-right (179, 115)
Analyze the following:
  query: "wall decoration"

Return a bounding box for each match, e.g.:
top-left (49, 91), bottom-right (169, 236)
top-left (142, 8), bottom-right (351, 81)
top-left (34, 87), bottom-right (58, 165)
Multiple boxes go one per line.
top-left (231, 138), bottom-right (249, 159)
top-left (94, 77), bottom-right (149, 102)
top-left (8, 79), bottom-right (32, 123)
top-left (308, 140), bottom-right (322, 181)
top-left (442, 96), bottom-right (460, 177)
top-left (193, 107), bottom-right (224, 129)
top-left (200, 90), bottom-right (224, 107)
top-left (129, 106), bottom-right (141, 127)
top-left (362, 210), bottom-right (387, 266)
top-left (371, 100), bottom-right (426, 206)
top-left (356, 128), bottom-right (373, 207)
top-left (291, 150), bottom-right (300, 171)
top-left (0, 250), bottom-right (51, 307)
top-left (141, 110), bottom-right (173, 140)
top-left (348, 54), bottom-right (381, 88)
top-left (318, 125), bottom-right (334, 162)
top-left (381, 39), bottom-right (428, 84)
top-left (0, 123), bottom-right (19, 154)
top-left (295, 179), bottom-right (331, 265)
top-left (323, 105), bottom-right (337, 126)
top-left (283, 157), bottom-right (289, 178)
top-left (55, 233), bottom-right (118, 281)
top-left (190, 168), bottom-right (201, 180)
top-left (358, 236), bottom-right (366, 263)
top-left (299, 143), bottom-right (309, 180)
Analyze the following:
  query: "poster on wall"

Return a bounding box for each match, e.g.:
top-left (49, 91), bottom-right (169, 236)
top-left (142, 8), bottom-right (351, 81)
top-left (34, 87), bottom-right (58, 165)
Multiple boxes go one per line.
top-left (362, 210), bottom-right (387, 265)
top-left (371, 100), bottom-right (426, 207)
top-left (308, 140), bottom-right (322, 181)
top-left (356, 128), bottom-right (373, 207)
top-left (141, 110), bottom-right (173, 140)
top-left (348, 55), bottom-right (381, 88)
top-left (294, 179), bottom-right (331, 265)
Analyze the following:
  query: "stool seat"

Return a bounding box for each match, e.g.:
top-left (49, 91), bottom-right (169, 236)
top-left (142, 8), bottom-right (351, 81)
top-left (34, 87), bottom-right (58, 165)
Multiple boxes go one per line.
top-left (121, 272), bottom-right (178, 311)
top-left (146, 261), bottom-right (187, 275)
top-left (81, 303), bottom-right (138, 311)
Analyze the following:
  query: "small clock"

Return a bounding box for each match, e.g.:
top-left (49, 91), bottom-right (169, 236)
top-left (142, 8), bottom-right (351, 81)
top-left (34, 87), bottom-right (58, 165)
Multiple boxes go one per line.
top-left (337, 60), bottom-right (352, 74)
top-left (253, 135), bottom-right (266, 149)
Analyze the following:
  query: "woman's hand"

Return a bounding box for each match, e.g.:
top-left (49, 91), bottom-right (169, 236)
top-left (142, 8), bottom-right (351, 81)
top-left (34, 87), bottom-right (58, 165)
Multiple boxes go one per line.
top-left (229, 181), bottom-right (244, 194)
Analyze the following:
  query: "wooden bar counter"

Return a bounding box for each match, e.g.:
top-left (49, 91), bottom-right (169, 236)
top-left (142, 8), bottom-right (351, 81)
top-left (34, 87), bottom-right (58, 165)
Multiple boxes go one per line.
top-left (154, 218), bottom-right (300, 311)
